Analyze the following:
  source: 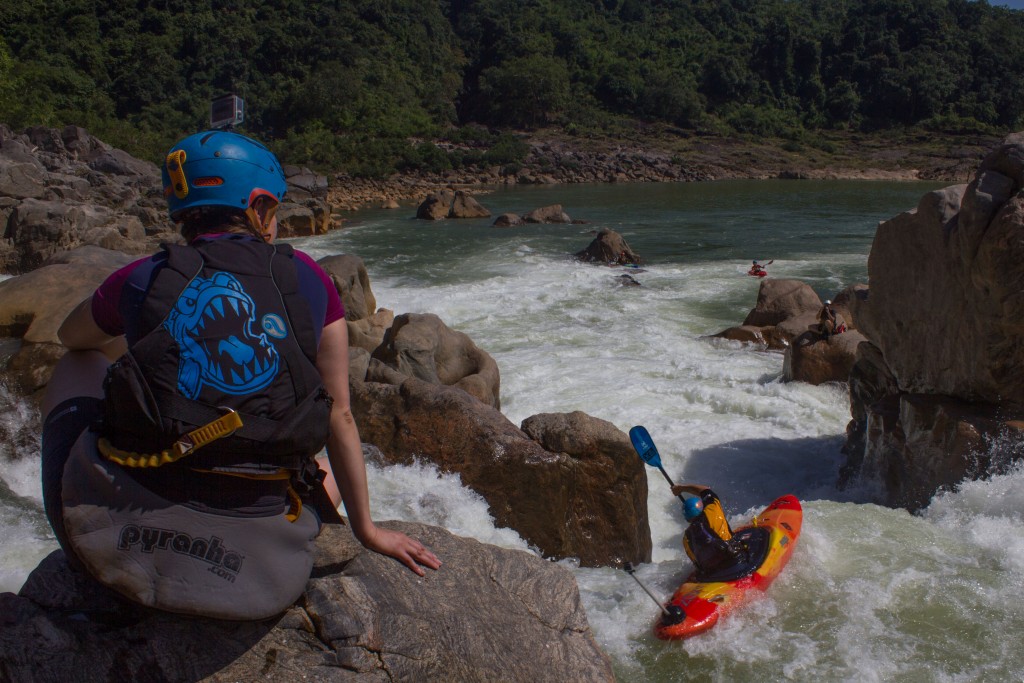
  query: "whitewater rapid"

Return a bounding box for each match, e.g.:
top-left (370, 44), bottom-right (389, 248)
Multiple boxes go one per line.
top-left (3, 180), bottom-right (1022, 681)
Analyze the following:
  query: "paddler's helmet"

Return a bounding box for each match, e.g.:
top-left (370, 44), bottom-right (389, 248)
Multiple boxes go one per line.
top-left (825, 299), bottom-right (832, 305)
top-left (683, 497), bottom-right (704, 522)
top-left (161, 130), bottom-right (287, 221)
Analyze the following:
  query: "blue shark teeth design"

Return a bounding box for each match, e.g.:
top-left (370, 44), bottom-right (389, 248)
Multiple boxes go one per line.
top-left (164, 272), bottom-right (281, 399)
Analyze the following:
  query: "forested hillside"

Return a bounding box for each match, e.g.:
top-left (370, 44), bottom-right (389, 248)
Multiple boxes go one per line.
top-left (2, 0), bottom-right (1023, 175)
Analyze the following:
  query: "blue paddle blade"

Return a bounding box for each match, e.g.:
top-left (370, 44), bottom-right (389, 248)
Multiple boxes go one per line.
top-left (629, 426), bottom-right (662, 468)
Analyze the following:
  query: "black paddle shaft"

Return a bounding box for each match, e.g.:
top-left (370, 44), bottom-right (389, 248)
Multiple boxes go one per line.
top-left (655, 465), bottom-right (688, 506)
top-left (623, 563), bottom-right (671, 617)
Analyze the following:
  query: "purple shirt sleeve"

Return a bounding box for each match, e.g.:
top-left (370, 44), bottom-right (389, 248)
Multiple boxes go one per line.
top-left (90, 257), bottom-right (152, 336)
top-left (294, 250), bottom-right (346, 327)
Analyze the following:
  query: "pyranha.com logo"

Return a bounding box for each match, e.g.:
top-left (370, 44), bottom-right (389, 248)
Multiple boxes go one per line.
top-left (118, 524), bottom-right (244, 583)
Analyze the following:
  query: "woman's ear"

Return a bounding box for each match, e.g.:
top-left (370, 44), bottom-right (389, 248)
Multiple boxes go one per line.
top-left (245, 196), bottom-right (279, 242)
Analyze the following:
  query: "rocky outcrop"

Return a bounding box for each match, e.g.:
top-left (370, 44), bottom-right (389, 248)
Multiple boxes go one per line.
top-left (0, 247), bottom-right (133, 403)
top-left (712, 278), bottom-right (823, 351)
top-left (523, 204), bottom-right (572, 224)
top-left (0, 522), bottom-right (615, 683)
top-left (713, 279), bottom-right (841, 346)
top-left (0, 125), bottom-right (178, 274)
top-left (351, 378), bottom-right (652, 568)
top-left (783, 329), bottom-right (868, 384)
top-left (844, 133), bottom-right (1024, 508)
top-left (370, 313), bottom-right (501, 410)
top-left (574, 228), bottom-right (640, 265)
top-left (709, 278), bottom-right (866, 385)
top-left (492, 212), bottom-right (523, 227)
top-left (0, 125), bottom-right (341, 268)
top-left (415, 189), bottom-right (491, 220)
top-left (742, 278), bottom-right (822, 328)
top-left (317, 254), bottom-right (378, 321)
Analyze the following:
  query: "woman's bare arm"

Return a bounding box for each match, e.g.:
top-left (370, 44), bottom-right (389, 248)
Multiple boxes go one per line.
top-left (315, 319), bottom-right (440, 576)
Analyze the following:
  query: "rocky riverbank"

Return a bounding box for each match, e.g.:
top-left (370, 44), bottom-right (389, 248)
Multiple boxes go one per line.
top-left (326, 128), bottom-right (1000, 211)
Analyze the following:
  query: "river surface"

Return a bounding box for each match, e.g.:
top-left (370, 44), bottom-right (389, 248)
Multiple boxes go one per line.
top-left (3, 180), bottom-right (1024, 682)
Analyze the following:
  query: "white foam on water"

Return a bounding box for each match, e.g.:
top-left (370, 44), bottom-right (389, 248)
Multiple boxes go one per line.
top-left (363, 458), bottom-right (529, 552)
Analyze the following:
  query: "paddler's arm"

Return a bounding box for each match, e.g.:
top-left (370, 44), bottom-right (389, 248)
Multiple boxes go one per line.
top-left (671, 483), bottom-right (711, 497)
top-left (315, 319), bottom-right (441, 576)
top-left (57, 296), bottom-right (127, 360)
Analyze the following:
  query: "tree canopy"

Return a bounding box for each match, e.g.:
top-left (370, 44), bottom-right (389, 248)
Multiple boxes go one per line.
top-left (2, 0), bottom-right (1023, 173)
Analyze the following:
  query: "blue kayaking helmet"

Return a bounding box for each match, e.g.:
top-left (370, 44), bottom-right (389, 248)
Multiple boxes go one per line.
top-left (683, 496), bottom-right (704, 522)
top-left (161, 130), bottom-right (286, 220)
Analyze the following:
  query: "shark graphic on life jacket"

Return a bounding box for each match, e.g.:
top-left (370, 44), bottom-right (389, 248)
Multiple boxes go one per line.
top-left (163, 271), bottom-right (281, 399)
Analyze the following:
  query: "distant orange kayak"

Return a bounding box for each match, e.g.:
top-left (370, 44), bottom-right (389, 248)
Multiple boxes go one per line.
top-left (654, 495), bottom-right (802, 640)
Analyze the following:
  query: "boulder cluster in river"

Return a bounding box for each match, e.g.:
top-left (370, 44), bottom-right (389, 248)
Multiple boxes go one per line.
top-left (3, 124), bottom-right (1024, 678)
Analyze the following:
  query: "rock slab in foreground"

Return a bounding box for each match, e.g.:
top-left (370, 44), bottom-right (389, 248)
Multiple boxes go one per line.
top-left (0, 522), bottom-right (614, 683)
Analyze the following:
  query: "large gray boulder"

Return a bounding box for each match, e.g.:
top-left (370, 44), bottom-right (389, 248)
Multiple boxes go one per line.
top-left (713, 278), bottom-right (831, 351)
top-left (574, 228), bottom-right (640, 265)
top-left (742, 278), bottom-right (822, 327)
top-left (523, 204), bottom-right (571, 224)
top-left (0, 522), bottom-right (615, 682)
top-left (371, 312), bottom-right (501, 410)
top-left (844, 133), bottom-right (1024, 507)
top-left (415, 189), bottom-right (490, 220)
top-left (0, 251), bottom-right (131, 403)
top-left (351, 378), bottom-right (652, 568)
top-left (783, 329), bottom-right (868, 385)
top-left (317, 254), bottom-right (378, 322)
top-left (858, 164), bottom-right (1024, 403)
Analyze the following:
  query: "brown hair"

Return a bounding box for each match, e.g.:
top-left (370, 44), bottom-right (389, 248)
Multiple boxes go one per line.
top-left (177, 207), bottom-right (264, 243)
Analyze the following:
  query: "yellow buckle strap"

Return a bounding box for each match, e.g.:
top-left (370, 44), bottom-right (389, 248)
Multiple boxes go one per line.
top-left (173, 409), bottom-right (243, 458)
top-left (98, 409), bottom-right (244, 468)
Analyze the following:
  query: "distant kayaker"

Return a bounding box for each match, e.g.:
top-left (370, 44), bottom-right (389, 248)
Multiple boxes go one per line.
top-left (670, 483), bottom-right (744, 576)
top-left (748, 259), bottom-right (772, 277)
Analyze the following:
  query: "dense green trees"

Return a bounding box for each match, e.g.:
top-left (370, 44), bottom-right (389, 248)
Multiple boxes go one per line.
top-left (2, 0), bottom-right (1023, 174)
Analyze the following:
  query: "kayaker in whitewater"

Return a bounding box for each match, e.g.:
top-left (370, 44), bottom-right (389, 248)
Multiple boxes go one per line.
top-left (748, 259), bottom-right (772, 277)
top-left (41, 129), bottom-right (440, 620)
top-left (670, 483), bottom-right (745, 576)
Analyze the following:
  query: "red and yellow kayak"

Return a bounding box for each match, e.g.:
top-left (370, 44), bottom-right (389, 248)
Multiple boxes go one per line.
top-left (654, 494), bottom-right (802, 640)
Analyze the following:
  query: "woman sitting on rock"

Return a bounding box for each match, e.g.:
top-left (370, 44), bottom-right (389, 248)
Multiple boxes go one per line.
top-left (41, 130), bottom-right (439, 620)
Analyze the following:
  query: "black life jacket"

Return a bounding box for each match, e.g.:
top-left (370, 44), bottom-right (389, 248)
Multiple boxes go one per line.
top-left (682, 491), bottom-right (739, 576)
top-left (100, 237), bottom-right (332, 472)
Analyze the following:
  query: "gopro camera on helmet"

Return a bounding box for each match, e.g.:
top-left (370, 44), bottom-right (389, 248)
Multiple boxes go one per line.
top-left (210, 94), bottom-right (244, 130)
